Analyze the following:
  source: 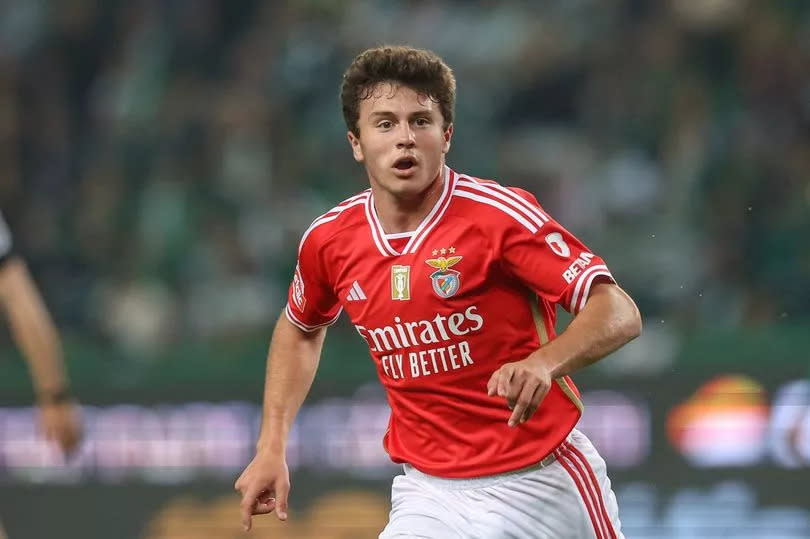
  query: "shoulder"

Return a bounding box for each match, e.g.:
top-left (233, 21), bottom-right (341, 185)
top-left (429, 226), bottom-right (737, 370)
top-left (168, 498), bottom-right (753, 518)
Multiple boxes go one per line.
top-left (297, 189), bottom-right (370, 253)
top-left (451, 173), bottom-right (549, 234)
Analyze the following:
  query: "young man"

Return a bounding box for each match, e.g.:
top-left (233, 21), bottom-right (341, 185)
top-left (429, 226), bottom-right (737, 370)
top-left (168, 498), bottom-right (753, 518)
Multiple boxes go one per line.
top-left (236, 46), bottom-right (641, 538)
top-left (0, 211), bottom-right (82, 454)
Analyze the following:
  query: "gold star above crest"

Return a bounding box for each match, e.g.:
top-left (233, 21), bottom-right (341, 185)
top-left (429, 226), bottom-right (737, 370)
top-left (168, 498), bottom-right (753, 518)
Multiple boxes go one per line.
top-left (432, 249), bottom-right (438, 256)
top-left (449, 246), bottom-right (456, 254)
top-left (440, 248), bottom-right (447, 255)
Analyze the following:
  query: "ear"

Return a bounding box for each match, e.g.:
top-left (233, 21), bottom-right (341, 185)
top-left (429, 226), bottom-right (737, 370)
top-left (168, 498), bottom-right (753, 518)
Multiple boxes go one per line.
top-left (347, 131), bottom-right (364, 162)
top-left (442, 124), bottom-right (453, 154)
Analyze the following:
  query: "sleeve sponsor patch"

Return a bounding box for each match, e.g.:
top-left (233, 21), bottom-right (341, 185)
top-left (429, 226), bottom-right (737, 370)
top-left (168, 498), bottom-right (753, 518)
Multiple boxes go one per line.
top-left (562, 252), bottom-right (595, 284)
top-left (292, 263), bottom-right (306, 311)
top-left (544, 232), bottom-right (571, 258)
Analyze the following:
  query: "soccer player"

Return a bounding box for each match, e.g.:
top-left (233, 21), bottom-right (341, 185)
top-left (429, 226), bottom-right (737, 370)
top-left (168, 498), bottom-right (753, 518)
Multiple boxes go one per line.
top-left (235, 46), bottom-right (642, 538)
top-left (0, 211), bottom-right (82, 453)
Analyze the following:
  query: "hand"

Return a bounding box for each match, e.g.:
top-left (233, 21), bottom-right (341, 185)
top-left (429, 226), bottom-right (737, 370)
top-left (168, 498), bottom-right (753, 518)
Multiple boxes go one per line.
top-left (486, 354), bottom-right (553, 427)
top-left (38, 400), bottom-right (82, 454)
top-left (234, 449), bottom-right (290, 531)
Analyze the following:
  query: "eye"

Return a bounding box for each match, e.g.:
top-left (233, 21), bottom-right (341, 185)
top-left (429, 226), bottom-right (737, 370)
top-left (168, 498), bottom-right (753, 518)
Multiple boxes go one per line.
top-left (377, 120), bottom-right (393, 129)
top-left (414, 117), bottom-right (430, 127)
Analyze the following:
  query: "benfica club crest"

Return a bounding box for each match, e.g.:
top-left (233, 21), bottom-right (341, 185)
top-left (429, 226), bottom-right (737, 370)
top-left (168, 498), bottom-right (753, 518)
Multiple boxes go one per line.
top-left (425, 252), bottom-right (463, 298)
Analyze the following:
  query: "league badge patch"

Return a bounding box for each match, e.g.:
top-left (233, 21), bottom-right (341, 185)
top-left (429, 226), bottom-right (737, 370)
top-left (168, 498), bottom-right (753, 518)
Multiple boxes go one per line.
top-left (425, 249), bottom-right (462, 298)
top-left (391, 265), bottom-right (411, 301)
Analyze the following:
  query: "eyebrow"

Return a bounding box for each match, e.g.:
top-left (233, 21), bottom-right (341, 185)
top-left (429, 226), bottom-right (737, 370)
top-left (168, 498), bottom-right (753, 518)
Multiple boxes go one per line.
top-left (368, 110), bottom-right (434, 120)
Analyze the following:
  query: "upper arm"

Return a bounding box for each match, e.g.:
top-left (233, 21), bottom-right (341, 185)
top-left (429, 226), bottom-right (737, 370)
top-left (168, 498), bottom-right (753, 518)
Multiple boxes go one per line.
top-left (584, 281), bottom-right (642, 335)
top-left (277, 309), bottom-right (329, 342)
top-left (0, 256), bottom-right (29, 303)
top-left (586, 280), bottom-right (636, 308)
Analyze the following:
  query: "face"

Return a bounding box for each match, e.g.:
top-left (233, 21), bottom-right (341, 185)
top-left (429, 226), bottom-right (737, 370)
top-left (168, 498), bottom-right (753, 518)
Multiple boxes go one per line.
top-left (347, 82), bottom-right (453, 201)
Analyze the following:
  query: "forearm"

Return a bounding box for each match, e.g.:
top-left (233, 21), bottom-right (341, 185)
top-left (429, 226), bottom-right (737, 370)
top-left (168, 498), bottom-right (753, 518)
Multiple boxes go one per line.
top-left (0, 258), bottom-right (68, 397)
top-left (536, 282), bottom-right (641, 378)
top-left (257, 313), bottom-right (326, 452)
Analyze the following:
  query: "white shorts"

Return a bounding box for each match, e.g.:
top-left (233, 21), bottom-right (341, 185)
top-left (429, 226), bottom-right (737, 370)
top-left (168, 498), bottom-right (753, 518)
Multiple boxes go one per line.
top-left (379, 429), bottom-right (623, 539)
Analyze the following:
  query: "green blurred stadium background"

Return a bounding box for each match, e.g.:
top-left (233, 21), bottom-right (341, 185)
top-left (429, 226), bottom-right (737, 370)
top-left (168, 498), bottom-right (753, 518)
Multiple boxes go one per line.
top-left (1, 1), bottom-right (809, 537)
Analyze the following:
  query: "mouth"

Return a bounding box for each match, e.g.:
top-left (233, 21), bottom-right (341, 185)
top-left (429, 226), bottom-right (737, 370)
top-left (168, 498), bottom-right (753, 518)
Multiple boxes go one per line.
top-left (392, 156), bottom-right (418, 175)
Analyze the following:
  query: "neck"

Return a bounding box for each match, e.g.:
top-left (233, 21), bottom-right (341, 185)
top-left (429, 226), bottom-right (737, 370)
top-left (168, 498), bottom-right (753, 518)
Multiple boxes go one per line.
top-left (372, 168), bottom-right (445, 234)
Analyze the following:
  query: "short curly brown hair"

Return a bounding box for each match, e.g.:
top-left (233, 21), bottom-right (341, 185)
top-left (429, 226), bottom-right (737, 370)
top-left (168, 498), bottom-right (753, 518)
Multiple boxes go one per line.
top-left (340, 45), bottom-right (456, 137)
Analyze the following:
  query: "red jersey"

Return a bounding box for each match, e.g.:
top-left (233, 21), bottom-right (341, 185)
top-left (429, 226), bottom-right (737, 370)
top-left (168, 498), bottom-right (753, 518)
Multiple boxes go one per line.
top-left (286, 166), bottom-right (614, 478)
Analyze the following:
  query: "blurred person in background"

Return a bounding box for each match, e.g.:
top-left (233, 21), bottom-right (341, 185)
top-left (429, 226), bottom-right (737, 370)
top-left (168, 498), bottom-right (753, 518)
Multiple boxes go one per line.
top-left (0, 211), bottom-right (81, 452)
top-left (236, 45), bottom-right (641, 538)
top-left (0, 210), bottom-right (82, 538)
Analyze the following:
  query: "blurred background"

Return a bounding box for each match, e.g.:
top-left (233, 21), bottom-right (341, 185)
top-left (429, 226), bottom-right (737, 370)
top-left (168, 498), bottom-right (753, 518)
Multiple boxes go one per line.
top-left (1, 0), bottom-right (809, 537)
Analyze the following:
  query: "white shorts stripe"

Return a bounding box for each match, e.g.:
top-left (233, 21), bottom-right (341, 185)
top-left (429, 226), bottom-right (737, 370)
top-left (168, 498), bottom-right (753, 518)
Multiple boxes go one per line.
top-left (457, 177), bottom-right (548, 230)
top-left (565, 442), bottom-right (617, 539)
top-left (454, 190), bottom-right (538, 233)
top-left (557, 445), bottom-right (610, 539)
top-left (569, 264), bottom-right (608, 313)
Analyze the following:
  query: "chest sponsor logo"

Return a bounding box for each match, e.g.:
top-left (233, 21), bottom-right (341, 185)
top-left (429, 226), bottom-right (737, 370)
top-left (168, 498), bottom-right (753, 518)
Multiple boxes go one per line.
top-left (545, 232), bottom-right (571, 258)
top-left (425, 249), bottom-right (462, 299)
top-left (391, 265), bottom-right (411, 301)
top-left (354, 306), bottom-right (484, 381)
top-left (292, 263), bottom-right (306, 311)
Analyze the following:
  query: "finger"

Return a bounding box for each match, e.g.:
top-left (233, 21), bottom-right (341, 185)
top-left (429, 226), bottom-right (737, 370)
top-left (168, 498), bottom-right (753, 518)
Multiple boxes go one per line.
top-left (49, 425), bottom-right (70, 453)
top-left (521, 381), bottom-right (552, 424)
top-left (61, 424), bottom-right (81, 454)
top-left (56, 430), bottom-right (72, 453)
top-left (234, 466), bottom-right (252, 492)
top-left (274, 479), bottom-right (290, 520)
top-left (497, 366), bottom-right (514, 397)
top-left (240, 485), bottom-right (262, 531)
top-left (530, 383), bottom-right (551, 420)
top-left (505, 370), bottom-right (525, 409)
top-left (508, 378), bottom-right (538, 427)
top-left (253, 490), bottom-right (276, 515)
top-left (486, 370), bottom-right (501, 396)
top-left (519, 385), bottom-right (544, 424)
top-left (253, 501), bottom-right (276, 516)
top-left (234, 473), bottom-right (245, 492)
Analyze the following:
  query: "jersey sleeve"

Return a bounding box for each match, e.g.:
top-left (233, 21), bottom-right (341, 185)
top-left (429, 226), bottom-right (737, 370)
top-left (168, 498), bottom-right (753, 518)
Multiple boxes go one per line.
top-left (284, 227), bottom-right (342, 332)
top-left (0, 211), bottom-right (14, 266)
top-left (500, 188), bottom-right (615, 314)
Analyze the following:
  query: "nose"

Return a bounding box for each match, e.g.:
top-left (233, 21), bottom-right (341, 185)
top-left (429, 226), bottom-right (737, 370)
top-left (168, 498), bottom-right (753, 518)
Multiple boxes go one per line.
top-left (396, 123), bottom-right (416, 149)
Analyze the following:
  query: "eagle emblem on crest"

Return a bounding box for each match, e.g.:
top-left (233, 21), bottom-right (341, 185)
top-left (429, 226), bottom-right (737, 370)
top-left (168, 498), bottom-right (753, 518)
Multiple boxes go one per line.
top-left (425, 255), bottom-right (463, 298)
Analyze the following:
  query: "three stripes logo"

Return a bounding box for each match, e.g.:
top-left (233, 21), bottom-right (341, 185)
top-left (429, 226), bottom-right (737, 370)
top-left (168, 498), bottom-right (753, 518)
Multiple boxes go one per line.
top-left (346, 281), bottom-right (367, 302)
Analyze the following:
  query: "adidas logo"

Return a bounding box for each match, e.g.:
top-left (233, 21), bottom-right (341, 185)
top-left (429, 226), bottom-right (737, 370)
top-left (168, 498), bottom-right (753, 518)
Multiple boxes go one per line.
top-left (346, 281), bottom-right (367, 302)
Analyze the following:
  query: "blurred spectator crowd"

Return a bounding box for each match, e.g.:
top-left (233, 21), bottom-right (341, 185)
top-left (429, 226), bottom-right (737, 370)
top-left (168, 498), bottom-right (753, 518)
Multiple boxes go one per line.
top-left (0, 0), bottom-right (808, 354)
